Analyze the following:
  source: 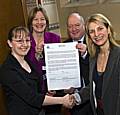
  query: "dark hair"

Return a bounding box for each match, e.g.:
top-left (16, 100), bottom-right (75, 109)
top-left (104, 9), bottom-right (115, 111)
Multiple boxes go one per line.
top-left (8, 26), bottom-right (29, 41)
top-left (27, 6), bottom-right (49, 33)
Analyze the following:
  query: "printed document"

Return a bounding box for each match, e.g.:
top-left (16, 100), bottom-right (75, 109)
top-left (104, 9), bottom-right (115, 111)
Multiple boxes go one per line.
top-left (44, 42), bottom-right (81, 90)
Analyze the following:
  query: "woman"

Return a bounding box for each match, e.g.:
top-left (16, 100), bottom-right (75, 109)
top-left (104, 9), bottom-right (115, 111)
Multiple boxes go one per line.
top-left (0, 26), bottom-right (74, 115)
top-left (27, 6), bottom-right (60, 78)
top-left (26, 6), bottom-right (62, 115)
top-left (85, 14), bottom-right (120, 115)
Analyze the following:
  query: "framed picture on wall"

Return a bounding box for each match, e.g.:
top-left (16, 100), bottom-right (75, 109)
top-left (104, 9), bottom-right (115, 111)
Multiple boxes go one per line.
top-left (109, 0), bottom-right (120, 3)
top-left (21, 0), bottom-right (61, 35)
top-left (21, 0), bottom-right (37, 25)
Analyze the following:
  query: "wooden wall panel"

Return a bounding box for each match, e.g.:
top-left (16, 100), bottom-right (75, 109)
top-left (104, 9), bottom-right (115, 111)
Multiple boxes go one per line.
top-left (0, 0), bottom-right (25, 64)
top-left (0, 85), bottom-right (8, 115)
top-left (0, 39), bottom-right (9, 64)
top-left (0, 0), bottom-right (25, 115)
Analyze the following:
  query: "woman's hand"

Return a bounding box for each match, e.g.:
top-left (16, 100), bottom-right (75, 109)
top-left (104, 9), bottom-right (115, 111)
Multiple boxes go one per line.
top-left (46, 90), bottom-right (56, 96)
top-left (62, 94), bottom-right (75, 108)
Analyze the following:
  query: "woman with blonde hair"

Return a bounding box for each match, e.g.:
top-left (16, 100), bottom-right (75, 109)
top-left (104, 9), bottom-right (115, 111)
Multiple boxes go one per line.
top-left (86, 13), bottom-right (120, 115)
top-left (76, 13), bottom-right (120, 115)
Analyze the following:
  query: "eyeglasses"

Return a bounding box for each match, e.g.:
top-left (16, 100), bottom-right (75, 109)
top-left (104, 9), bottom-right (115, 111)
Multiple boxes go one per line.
top-left (12, 39), bottom-right (31, 44)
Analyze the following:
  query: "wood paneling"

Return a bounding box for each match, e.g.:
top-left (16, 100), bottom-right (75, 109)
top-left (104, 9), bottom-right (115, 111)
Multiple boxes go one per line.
top-left (0, 0), bottom-right (25, 64)
top-left (0, 39), bottom-right (9, 64)
top-left (0, 0), bottom-right (25, 114)
top-left (0, 86), bottom-right (8, 115)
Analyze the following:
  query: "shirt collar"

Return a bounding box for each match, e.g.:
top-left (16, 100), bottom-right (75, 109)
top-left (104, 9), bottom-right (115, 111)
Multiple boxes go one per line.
top-left (72, 35), bottom-right (85, 43)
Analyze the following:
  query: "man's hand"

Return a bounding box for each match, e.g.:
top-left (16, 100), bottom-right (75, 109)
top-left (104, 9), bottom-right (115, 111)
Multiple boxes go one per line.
top-left (76, 43), bottom-right (87, 56)
top-left (64, 87), bottom-right (75, 94)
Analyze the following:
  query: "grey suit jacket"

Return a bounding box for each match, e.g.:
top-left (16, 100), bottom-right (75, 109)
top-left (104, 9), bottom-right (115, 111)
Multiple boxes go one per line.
top-left (79, 46), bottom-right (120, 115)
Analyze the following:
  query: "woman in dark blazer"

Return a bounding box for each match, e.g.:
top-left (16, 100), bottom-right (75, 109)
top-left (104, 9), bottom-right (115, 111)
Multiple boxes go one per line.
top-left (76, 13), bottom-right (120, 115)
top-left (0, 26), bottom-right (74, 115)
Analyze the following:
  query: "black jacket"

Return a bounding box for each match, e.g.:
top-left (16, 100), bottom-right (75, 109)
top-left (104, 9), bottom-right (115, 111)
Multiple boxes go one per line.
top-left (0, 54), bottom-right (45, 115)
top-left (64, 38), bottom-right (89, 86)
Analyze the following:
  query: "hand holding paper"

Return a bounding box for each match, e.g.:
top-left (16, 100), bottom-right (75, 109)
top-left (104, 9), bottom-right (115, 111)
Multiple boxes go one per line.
top-left (44, 42), bottom-right (81, 90)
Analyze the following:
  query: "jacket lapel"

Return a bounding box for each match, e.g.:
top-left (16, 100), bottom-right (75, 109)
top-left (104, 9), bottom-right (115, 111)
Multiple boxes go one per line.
top-left (89, 57), bottom-right (96, 82)
top-left (102, 46), bottom-right (118, 97)
top-left (89, 57), bottom-right (97, 113)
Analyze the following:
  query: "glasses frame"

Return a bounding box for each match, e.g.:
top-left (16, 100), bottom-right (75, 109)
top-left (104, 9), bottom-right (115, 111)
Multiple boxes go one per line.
top-left (12, 39), bottom-right (31, 44)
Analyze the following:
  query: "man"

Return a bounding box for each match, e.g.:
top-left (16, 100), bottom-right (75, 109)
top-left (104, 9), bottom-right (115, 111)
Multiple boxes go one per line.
top-left (64, 13), bottom-right (93, 115)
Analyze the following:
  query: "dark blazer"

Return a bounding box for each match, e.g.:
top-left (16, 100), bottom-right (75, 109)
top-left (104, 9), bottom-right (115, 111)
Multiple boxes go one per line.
top-left (64, 38), bottom-right (89, 86)
top-left (0, 54), bottom-right (45, 115)
top-left (80, 46), bottom-right (120, 115)
top-left (64, 38), bottom-right (93, 115)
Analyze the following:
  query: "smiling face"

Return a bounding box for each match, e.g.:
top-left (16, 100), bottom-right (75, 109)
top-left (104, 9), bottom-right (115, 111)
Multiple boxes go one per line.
top-left (32, 11), bottom-right (47, 34)
top-left (8, 28), bottom-right (31, 58)
top-left (88, 21), bottom-right (110, 46)
top-left (67, 14), bottom-right (85, 41)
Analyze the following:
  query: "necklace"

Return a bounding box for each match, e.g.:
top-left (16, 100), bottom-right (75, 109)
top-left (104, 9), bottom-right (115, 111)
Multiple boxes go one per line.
top-left (35, 38), bottom-right (44, 61)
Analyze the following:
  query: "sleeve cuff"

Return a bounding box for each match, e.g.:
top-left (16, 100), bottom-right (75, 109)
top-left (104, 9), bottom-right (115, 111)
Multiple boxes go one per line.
top-left (81, 51), bottom-right (87, 59)
top-left (73, 93), bottom-right (81, 105)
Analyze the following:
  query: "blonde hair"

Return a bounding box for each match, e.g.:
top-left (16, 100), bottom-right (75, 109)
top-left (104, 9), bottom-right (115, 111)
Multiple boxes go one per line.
top-left (85, 13), bottom-right (119, 57)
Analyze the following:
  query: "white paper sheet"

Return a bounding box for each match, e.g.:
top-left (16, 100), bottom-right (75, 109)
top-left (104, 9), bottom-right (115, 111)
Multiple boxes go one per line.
top-left (44, 42), bottom-right (81, 90)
